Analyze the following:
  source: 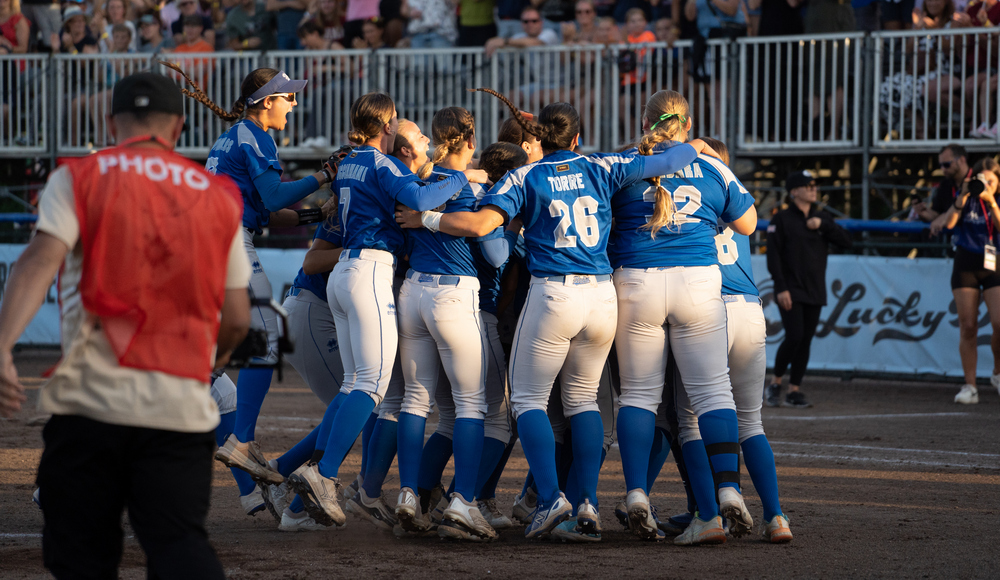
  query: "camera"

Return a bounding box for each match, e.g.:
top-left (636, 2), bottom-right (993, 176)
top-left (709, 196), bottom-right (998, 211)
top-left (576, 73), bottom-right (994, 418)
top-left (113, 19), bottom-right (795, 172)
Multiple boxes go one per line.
top-left (226, 297), bottom-right (294, 380)
top-left (968, 173), bottom-right (988, 195)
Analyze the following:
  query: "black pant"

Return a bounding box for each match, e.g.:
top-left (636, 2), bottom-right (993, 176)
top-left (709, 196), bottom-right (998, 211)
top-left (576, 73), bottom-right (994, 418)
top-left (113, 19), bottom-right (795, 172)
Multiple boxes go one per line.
top-left (37, 415), bottom-right (224, 580)
top-left (773, 301), bottom-right (823, 386)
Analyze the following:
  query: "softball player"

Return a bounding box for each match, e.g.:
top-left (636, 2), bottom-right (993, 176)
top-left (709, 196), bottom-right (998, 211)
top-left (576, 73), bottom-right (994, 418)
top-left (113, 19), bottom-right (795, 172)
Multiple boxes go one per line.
top-left (398, 88), bottom-right (706, 540)
top-left (166, 63), bottom-right (334, 485)
top-left (288, 93), bottom-right (489, 528)
top-left (608, 90), bottom-right (757, 546)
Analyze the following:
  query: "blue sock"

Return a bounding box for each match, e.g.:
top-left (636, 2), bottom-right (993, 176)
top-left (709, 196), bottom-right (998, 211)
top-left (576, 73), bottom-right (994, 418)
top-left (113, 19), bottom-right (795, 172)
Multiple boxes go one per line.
top-left (359, 412), bottom-right (378, 478)
top-left (516, 410), bottom-right (560, 507)
top-left (568, 411), bottom-right (604, 508)
top-left (452, 418), bottom-right (485, 502)
top-left (616, 407), bottom-right (655, 494)
top-left (742, 434), bottom-right (782, 521)
top-left (521, 469), bottom-right (535, 498)
top-left (233, 367), bottom-right (273, 442)
top-left (317, 391), bottom-right (376, 478)
top-left (217, 411), bottom-right (257, 496)
top-left (479, 436), bottom-right (516, 500)
top-left (313, 393), bottom-right (347, 461)
top-left (360, 418), bottom-right (398, 498)
top-left (681, 439), bottom-right (719, 520)
top-left (554, 441), bottom-right (569, 491)
top-left (289, 494), bottom-right (304, 514)
top-left (670, 437), bottom-right (697, 513)
top-left (275, 425), bottom-right (321, 478)
top-left (699, 409), bottom-right (741, 493)
top-left (646, 427), bottom-right (672, 493)
top-left (417, 432), bottom-right (454, 492)
top-left (474, 436), bottom-right (507, 499)
top-left (396, 412), bottom-right (427, 491)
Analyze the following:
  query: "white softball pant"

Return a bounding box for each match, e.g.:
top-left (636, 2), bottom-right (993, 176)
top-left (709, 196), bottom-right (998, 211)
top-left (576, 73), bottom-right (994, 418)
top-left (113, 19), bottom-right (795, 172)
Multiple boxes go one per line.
top-left (211, 371), bottom-right (237, 415)
top-left (327, 249), bottom-right (398, 406)
top-left (614, 265), bottom-right (735, 416)
top-left (243, 229), bottom-right (279, 365)
top-left (547, 359), bottom-right (618, 451)
top-left (435, 311), bottom-right (512, 442)
top-left (676, 295), bottom-right (768, 445)
top-left (282, 288), bottom-right (344, 406)
top-left (398, 271), bottom-right (487, 420)
top-left (509, 276), bottom-right (618, 418)
top-left (374, 275), bottom-right (406, 422)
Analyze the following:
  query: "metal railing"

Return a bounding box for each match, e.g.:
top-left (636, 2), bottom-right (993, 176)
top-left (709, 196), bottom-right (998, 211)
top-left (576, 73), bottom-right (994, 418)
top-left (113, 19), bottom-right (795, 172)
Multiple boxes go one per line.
top-left (3, 30), bottom-right (1000, 160)
top-left (871, 27), bottom-right (1000, 150)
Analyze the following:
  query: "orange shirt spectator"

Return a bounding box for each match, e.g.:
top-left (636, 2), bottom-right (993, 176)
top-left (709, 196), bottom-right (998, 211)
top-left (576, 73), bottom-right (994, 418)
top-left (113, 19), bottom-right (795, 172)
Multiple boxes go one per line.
top-left (622, 7), bottom-right (655, 86)
top-left (172, 14), bottom-right (215, 89)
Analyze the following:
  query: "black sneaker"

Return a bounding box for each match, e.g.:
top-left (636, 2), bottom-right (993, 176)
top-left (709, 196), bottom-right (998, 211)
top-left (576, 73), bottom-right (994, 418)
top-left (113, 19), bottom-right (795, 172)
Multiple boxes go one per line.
top-left (781, 390), bottom-right (812, 408)
top-left (764, 383), bottom-right (782, 407)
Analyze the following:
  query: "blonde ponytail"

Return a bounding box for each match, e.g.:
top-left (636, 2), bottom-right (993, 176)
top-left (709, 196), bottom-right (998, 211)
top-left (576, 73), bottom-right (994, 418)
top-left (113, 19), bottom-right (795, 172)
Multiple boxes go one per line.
top-left (639, 90), bottom-right (691, 236)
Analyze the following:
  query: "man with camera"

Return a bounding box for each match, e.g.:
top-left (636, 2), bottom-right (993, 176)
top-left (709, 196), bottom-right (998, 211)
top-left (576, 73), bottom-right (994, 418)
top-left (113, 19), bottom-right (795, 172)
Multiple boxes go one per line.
top-left (0, 72), bottom-right (250, 578)
top-left (925, 144), bottom-right (972, 235)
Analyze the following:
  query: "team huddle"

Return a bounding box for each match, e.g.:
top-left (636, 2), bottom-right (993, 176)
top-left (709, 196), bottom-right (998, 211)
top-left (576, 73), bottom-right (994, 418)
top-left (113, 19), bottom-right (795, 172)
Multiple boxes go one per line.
top-left (169, 64), bottom-right (793, 546)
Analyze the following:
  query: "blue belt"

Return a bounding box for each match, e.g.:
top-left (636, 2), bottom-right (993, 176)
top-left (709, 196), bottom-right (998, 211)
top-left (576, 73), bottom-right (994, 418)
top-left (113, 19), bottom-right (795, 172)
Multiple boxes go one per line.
top-left (285, 286), bottom-right (302, 299)
top-left (407, 269), bottom-right (462, 286)
top-left (544, 274), bottom-right (612, 284)
top-left (343, 248), bottom-right (397, 268)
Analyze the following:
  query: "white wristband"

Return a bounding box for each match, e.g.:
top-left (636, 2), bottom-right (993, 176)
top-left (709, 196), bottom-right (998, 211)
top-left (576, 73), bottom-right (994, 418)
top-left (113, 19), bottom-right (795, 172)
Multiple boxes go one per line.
top-left (421, 211), bottom-right (443, 232)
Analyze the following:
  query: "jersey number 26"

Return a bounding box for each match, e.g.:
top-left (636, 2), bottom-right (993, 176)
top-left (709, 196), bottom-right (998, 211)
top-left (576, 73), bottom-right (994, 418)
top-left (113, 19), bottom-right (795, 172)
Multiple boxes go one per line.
top-left (550, 196), bottom-right (600, 248)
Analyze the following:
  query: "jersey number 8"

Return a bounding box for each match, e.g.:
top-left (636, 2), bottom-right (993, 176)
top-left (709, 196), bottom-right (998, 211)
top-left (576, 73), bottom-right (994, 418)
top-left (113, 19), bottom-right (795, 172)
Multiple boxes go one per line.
top-left (550, 196), bottom-right (600, 248)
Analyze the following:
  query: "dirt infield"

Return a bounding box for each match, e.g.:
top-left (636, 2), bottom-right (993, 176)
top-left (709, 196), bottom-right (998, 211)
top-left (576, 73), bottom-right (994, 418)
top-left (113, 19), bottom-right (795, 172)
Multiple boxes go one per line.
top-left (2, 350), bottom-right (998, 579)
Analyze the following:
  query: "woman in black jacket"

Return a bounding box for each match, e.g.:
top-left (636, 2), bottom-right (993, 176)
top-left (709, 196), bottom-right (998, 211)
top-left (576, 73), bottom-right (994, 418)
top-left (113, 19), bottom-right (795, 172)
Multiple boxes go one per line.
top-left (765, 171), bottom-right (852, 408)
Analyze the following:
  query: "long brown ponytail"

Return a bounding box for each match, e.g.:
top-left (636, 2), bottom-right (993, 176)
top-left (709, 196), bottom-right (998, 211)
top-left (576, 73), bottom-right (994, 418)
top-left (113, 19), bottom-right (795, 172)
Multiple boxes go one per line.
top-left (471, 87), bottom-right (580, 152)
top-left (158, 61), bottom-right (278, 122)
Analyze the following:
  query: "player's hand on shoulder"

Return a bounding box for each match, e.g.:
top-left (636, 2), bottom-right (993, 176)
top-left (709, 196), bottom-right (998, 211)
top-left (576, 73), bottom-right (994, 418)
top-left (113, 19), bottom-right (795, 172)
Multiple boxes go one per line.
top-left (688, 138), bottom-right (721, 160)
top-left (321, 196), bottom-right (338, 220)
top-left (395, 204), bottom-right (423, 228)
top-left (463, 168), bottom-right (490, 184)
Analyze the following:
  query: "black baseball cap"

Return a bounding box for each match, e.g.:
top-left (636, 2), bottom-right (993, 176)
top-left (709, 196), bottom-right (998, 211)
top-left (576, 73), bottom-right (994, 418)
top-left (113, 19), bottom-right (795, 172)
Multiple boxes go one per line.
top-left (111, 72), bottom-right (184, 116)
top-left (785, 170), bottom-right (815, 192)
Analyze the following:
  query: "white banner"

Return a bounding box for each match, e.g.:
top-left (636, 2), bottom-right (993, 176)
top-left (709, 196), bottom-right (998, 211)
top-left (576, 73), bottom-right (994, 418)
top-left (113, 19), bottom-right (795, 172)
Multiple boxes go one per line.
top-left (0, 244), bottom-right (983, 378)
top-left (751, 255), bottom-right (978, 378)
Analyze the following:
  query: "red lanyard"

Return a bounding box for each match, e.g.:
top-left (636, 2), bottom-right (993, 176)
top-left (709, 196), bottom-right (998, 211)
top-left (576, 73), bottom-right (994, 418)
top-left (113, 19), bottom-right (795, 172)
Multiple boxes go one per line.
top-left (980, 198), bottom-right (994, 244)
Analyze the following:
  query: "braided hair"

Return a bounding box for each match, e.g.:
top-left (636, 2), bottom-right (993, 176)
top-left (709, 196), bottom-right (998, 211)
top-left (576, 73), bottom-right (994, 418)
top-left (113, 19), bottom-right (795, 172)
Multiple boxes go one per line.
top-left (348, 92), bottom-right (395, 145)
top-left (471, 87), bottom-right (579, 152)
top-left (417, 107), bottom-right (476, 180)
top-left (158, 61), bottom-right (278, 122)
top-left (638, 90), bottom-right (691, 236)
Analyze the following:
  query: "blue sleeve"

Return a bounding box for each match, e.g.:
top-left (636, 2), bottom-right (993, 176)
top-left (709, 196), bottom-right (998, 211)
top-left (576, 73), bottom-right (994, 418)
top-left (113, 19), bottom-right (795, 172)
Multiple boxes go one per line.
top-left (239, 137), bottom-right (282, 180)
top-left (393, 173), bottom-right (471, 211)
top-left (640, 143), bottom-right (698, 180)
top-left (477, 227), bottom-right (513, 268)
top-left (480, 175), bottom-right (524, 224)
top-left (252, 170), bottom-right (321, 212)
top-left (314, 220), bottom-right (343, 247)
top-left (720, 178), bottom-right (755, 224)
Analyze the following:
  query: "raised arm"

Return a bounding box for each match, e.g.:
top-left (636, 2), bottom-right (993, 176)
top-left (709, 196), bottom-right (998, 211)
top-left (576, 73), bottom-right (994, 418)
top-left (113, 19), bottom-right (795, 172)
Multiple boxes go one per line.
top-left (393, 169), bottom-right (488, 211)
top-left (252, 168), bottom-right (326, 212)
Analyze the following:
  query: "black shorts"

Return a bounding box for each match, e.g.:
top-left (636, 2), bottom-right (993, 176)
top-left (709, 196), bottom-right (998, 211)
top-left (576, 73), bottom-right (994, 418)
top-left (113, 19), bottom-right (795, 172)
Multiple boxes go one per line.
top-left (951, 246), bottom-right (1000, 290)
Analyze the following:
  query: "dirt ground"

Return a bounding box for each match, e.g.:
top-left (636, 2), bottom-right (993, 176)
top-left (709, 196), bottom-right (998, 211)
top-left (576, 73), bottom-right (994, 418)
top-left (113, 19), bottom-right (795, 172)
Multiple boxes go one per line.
top-left (2, 350), bottom-right (998, 579)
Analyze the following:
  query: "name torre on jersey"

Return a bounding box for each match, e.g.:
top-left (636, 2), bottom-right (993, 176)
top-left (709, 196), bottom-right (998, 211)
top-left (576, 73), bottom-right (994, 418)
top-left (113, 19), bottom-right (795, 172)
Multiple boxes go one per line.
top-left (547, 173), bottom-right (586, 192)
top-left (338, 163), bottom-right (369, 183)
top-left (96, 153), bottom-right (211, 190)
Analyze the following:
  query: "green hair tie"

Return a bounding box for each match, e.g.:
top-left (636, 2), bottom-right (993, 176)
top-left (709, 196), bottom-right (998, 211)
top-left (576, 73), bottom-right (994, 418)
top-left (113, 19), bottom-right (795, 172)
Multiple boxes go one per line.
top-left (651, 113), bottom-right (687, 131)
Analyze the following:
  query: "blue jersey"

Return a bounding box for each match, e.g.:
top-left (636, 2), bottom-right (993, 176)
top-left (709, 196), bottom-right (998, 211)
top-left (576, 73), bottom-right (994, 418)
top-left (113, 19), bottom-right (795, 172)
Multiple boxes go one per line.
top-left (481, 149), bottom-right (647, 278)
top-left (291, 221), bottom-right (344, 302)
top-left (334, 146), bottom-right (420, 255)
top-left (206, 120), bottom-right (282, 233)
top-left (407, 167), bottom-right (483, 277)
top-left (715, 224), bottom-right (758, 296)
top-left (953, 197), bottom-right (995, 254)
top-left (609, 150), bottom-right (755, 269)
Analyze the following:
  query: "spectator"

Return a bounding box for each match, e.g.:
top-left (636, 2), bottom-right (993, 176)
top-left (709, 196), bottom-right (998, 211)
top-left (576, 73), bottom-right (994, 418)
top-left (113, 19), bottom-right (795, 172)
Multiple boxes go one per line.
top-left (684, 0), bottom-right (746, 40)
top-left (853, 0), bottom-right (880, 31)
top-left (457, 0), bottom-right (496, 47)
top-left (350, 13), bottom-right (383, 46)
top-left (173, 14), bottom-right (213, 89)
top-left (495, 0), bottom-right (528, 38)
top-left (297, 15), bottom-right (342, 47)
top-left (536, 0), bottom-right (575, 27)
top-left (94, 0), bottom-right (138, 52)
top-left (622, 7), bottom-right (655, 85)
top-left (0, 0), bottom-right (30, 56)
top-left (306, 0), bottom-right (346, 45)
top-left (484, 7), bottom-right (558, 56)
top-left (51, 6), bottom-right (98, 53)
top-left (226, 0), bottom-right (276, 50)
top-left (964, 0), bottom-right (1000, 138)
top-left (171, 0), bottom-right (214, 48)
top-left (613, 0), bottom-right (652, 23)
top-left (20, 0), bottom-right (60, 52)
top-left (343, 0), bottom-right (379, 47)
top-left (765, 171), bottom-right (852, 409)
top-left (939, 158), bottom-right (1000, 405)
top-left (137, 12), bottom-right (175, 52)
top-left (593, 13), bottom-right (619, 42)
top-left (400, 0), bottom-right (456, 47)
top-left (266, 0), bottom-right (308, 49)
top-left (754, 0), bottom-right (805, 141)
top-left (880, 0), bottom-right (915, 29)
top-left (652, 15), bottom-right (679, 44)
top-left (803, 0), bottom-right (856, 140)
top-left (561, 0), bottom-right (597, 44)
top-left (380, 0), bottom-right (405, 46)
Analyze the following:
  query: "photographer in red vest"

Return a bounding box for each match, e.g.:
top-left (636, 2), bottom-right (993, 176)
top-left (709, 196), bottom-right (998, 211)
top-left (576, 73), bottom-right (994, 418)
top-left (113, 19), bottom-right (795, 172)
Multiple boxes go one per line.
top-left (0, 72), bottom-right (251, 579)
